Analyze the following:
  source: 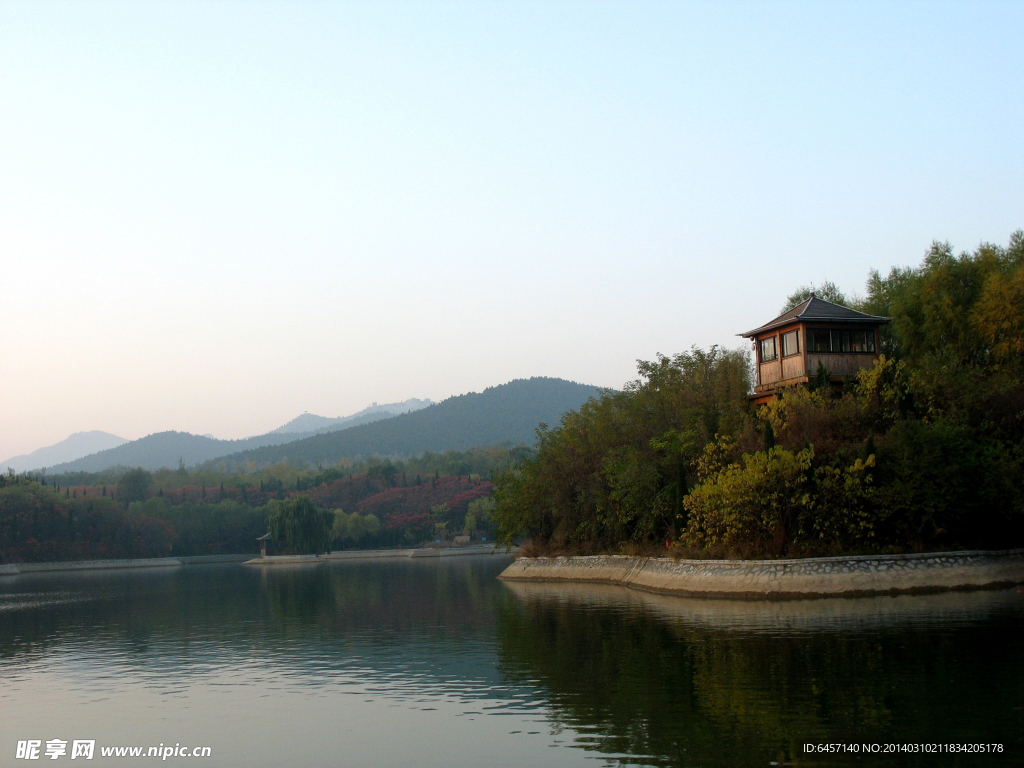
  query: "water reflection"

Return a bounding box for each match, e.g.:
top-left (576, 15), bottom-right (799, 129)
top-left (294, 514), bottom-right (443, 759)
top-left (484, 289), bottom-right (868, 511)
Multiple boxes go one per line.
top-left (0, 559), bottom-right (521, 691)
top-left (1, 561), bottom-right (1022, 767)
top-left (497, 582), bottom-right (1024, 766)
top-left (1, 559), bottom-right (607, 768)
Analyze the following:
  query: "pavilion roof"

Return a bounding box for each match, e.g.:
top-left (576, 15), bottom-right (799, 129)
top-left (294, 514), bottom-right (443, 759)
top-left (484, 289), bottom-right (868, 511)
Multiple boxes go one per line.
top-left (740, 296), bottom-right (889, 338)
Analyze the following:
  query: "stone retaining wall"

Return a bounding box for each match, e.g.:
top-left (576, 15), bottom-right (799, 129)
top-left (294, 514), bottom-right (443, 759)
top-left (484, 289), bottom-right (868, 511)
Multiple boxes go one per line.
top-left (245, 545), bottom-right (507, 565)
top-left (0, 547), bottom-right (510, 574)
top-left (498, 550), bottom-right (1024, 598)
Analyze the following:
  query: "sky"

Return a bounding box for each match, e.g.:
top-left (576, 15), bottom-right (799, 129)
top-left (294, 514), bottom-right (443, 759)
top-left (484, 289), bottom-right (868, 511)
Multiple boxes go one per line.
top-left (1, 1), bottom-right (1022, 461)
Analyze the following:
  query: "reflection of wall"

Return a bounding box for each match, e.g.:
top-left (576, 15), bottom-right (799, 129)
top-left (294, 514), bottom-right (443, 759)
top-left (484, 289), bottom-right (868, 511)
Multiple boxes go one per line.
top-left (502, 580), bottom-right (1021, 632)
top-left (498, 581), bottom-right (1024, 767)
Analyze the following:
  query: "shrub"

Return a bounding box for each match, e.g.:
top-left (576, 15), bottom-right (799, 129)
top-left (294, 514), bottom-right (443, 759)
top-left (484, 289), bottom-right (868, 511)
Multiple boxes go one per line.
top-left (682, 441), bottom-right (877, 557)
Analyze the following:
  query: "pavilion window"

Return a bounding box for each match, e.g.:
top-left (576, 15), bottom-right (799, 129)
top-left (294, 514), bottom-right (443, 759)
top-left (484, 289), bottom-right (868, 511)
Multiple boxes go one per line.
top-left (781, 329), bottom-right (800, 357)
top-left (808, 329), bottom-right (830, 352)
top-left (806, 328), bottom-right (875, 353)
top-left (848, 330), bottom-right (874, 352)
top-left (759, 336), bottom-right (778, 362)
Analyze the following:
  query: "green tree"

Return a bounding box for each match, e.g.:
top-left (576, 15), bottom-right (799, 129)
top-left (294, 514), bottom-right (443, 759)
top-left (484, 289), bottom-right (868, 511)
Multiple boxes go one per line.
top-left (116, 468), bottom-right (153, 504)
top-left (862, 232), bottom-right (1024, 369)
top-left (682, 440), bottom-right (876, 557)
top-left (331, 510), bottom-right (380, 546)
top-left (493, 346), bottom-right (751, 549)
top-left (465, 496), bottom-right (496, 534)
top-left (267, 496), bottom-right (333, 554)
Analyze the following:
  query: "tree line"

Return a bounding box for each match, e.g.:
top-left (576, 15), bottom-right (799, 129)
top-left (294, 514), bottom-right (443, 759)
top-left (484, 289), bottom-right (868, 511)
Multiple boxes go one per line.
top-left (0, 447), bottom-right (517, 562)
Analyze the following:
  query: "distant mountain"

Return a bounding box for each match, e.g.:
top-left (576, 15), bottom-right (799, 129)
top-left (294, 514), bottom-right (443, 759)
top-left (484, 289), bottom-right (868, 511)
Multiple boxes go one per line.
top-left (269, 399), bottom-right (433, 435)
top-left (200, 377), bottom-right (603, 471)
top-left (2, 431), bottom-right (129, 473)
top-left (41, 408), bottom-right (409, 474)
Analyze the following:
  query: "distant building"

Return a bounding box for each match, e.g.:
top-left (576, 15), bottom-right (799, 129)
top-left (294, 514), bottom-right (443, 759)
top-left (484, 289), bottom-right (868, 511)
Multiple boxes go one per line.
top-left (740, 296), bottom-right (889, 406)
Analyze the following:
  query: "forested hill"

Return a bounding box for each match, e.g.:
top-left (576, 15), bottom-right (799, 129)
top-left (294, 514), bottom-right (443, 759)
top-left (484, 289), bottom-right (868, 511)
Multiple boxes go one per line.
top-left (42, 409), bottom-right (398, 474)
top-left (200, 378), bottom-right (603, 471)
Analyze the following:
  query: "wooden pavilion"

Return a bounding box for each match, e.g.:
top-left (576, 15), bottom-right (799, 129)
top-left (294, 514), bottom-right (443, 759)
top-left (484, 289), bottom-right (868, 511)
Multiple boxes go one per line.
top-left (257, 532), bottom-right (271, 559)
top-left (740, 296), bottom-right (889, 406)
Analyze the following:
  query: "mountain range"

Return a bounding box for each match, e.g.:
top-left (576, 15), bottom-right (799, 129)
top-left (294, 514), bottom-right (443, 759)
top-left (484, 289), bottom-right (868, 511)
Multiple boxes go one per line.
top-left (199, 377), bottom-right (602, 472)
top-left (268, 399), bottom-right (432, 434)
top-left (4, 398), bottom-right (432, 474)
top-left (1, 431), bottom-right (130, 473)
top-left (16, 380), bottom-right (601, 475)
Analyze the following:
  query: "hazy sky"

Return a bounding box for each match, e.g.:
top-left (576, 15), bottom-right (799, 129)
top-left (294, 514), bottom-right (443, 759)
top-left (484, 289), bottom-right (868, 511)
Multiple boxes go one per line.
top-left (2, 1), bottom-right (1022, 460)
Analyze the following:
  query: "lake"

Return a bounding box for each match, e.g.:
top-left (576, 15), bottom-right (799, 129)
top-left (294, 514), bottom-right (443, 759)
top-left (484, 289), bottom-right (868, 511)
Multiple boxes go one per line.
top-left (1, 555), bottom-right (1022, 766)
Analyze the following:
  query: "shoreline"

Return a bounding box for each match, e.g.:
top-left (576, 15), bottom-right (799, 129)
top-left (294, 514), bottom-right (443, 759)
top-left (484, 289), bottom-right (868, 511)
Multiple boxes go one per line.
top-left (243, 544), bottom-right (507, 565)
top-left (0, 546), bottom-right (510, 574)
top-left (0, 553), bottom-right (253, 575)
top-left (497, 549), bottom-right (1024, 599)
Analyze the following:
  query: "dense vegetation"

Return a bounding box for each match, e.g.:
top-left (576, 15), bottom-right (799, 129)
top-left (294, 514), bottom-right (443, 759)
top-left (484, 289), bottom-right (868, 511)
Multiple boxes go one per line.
top-left (0, 446), bottom-right (517, 562)
top-left (494, 232), bottom-right (1024, 557)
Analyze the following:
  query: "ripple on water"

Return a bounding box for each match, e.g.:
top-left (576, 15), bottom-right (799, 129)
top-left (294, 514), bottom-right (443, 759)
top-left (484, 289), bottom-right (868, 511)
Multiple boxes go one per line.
top-left (1, 559), bottom-right (1021, 767)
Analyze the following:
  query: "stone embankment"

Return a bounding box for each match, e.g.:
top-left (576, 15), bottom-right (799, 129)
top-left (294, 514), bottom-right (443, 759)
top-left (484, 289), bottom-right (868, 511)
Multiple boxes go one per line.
top-left (498, 549), bottom-right (1024, 599)
top-left (0, 547), bottom-right (510, 575)
top-left (0, 547), bottom-right (510, 574)
top-left (244, 544), bottom-right (506, 565)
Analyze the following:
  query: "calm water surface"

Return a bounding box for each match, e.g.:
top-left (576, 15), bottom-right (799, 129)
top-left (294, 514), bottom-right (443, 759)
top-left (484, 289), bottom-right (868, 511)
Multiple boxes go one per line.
top-left (1, 556), bottom-right (1022, 767)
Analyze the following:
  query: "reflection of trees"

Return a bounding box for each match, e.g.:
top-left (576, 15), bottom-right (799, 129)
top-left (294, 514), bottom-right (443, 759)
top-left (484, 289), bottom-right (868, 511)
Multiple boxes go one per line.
top-left (0, 559), bottom-right (513, 671)
top-left (496, 598), bottom-right (688, 765)
top-left (263, 559), bottom-right (507, 636)
top-left (6, 562), bottom-right (1023, 768)
top-left (496, 590), bottom-right (1024, 766)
